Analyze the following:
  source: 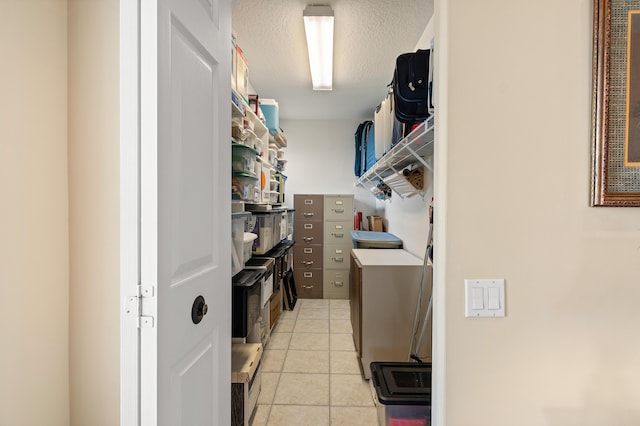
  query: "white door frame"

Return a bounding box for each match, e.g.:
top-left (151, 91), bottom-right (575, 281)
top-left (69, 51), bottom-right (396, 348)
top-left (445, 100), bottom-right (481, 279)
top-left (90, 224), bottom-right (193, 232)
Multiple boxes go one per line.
top-left (119, 1), bottom-right (233, 424)
top-left (120, 0), bottom-right (141, 424)
top-left (432, 0), bottom-right (447, 425)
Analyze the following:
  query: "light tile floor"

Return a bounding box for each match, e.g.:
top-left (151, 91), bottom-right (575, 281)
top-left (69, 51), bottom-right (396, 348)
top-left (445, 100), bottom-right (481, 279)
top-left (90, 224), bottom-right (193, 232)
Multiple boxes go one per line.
top-left (252, 299), bottom-right (378, 426)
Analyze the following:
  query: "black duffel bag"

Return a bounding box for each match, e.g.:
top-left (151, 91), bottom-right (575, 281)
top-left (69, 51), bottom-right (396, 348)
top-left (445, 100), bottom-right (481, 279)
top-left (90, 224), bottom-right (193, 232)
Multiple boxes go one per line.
top-left (392, 49), bottom-right (431, 124)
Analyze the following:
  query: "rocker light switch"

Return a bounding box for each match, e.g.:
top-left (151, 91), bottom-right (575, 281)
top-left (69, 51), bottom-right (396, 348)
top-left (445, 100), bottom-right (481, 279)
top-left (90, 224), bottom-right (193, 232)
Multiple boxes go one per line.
top-left (472, 287), bottom-right (484, 309)
top-left (487, 287), bottom-right (501, 310)
top-left (465, 279), bottom-right (505, 317)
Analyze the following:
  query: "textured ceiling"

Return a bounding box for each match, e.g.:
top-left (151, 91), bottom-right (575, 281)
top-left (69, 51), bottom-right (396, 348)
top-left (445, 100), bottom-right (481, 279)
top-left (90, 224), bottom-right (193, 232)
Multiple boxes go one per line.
top-left (232, 0), bottom-right (433, 121)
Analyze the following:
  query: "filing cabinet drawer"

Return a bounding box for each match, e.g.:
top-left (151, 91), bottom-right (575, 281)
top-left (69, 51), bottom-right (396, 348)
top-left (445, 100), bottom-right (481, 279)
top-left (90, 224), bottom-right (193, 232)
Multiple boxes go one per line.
top-left (294, 245), bottom-right (323, 269)
top-left (324, 245), bottom-right (351, 269)
top-left (293, 268), bottom-right (323, 299)
top-left (324, 195), bottom-right (354, 221)
top-left (294, 194), bottom-right (324, 221)
top-left (323, 269), bottom-right (349, 299)
top-left (324, 220), bottom-right (352, 245)
top-left (294, 221), bottom-right (323, 245)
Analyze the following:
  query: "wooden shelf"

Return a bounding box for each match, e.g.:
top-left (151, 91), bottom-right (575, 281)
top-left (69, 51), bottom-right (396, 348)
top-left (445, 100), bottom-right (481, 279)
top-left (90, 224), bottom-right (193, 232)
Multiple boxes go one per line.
top-left (231, 343), bottom-right (262, 384)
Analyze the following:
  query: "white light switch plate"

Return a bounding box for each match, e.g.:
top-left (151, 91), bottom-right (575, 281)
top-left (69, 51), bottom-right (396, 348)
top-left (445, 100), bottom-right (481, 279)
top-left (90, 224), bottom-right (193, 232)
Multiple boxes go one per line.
top-left (465, 279), bottom-right (505, 317)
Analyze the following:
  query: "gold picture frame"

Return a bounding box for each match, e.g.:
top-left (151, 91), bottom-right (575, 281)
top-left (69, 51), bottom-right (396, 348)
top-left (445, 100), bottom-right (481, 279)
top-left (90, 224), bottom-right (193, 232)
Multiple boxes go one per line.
top-left (591, 0), bottom-right (640, 206)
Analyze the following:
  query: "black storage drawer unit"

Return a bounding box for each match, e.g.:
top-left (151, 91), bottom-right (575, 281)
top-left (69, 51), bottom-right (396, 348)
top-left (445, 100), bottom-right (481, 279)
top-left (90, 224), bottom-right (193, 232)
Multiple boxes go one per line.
top-left (371, 362), bottom-right (431, 426)
top-left (232, 269), bottom-right (265, 338)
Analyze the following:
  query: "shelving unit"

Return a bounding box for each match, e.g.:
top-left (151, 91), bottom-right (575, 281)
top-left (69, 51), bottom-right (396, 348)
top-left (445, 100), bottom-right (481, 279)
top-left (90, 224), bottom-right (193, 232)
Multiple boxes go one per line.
top-left (232, 88), bottom-right (289, 212)
top-left (355, 116), bottom-right (434, 199)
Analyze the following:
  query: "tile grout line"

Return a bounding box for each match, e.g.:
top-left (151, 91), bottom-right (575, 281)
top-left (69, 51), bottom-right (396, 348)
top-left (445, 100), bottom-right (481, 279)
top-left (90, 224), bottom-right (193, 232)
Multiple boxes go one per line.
top-left (328, 301), bottom-right (332, 424)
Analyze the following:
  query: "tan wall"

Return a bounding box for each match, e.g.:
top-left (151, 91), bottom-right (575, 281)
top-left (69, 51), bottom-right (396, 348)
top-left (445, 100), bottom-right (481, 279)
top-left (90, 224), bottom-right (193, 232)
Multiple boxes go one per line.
top-left (67, 0), bottom-right (120, 424)
top-left (441, 0), bottom-right (640, 424)
top-left (0, 1), bottom-right (70, 425)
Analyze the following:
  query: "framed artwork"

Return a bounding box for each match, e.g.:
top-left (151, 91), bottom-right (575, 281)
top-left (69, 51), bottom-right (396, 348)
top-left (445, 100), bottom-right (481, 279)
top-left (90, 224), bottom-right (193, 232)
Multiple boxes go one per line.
top-left (591, 0), bottom-right (640, 206)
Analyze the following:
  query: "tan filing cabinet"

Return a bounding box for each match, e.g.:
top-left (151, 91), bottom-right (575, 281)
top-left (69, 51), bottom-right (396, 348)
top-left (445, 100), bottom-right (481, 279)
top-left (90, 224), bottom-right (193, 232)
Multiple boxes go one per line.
top-left (293, 194), bottom-right (354, 299)
top-left (293, 194), bottom-right (324, 298)
top-left (323, 195), bottom-right (353, 299)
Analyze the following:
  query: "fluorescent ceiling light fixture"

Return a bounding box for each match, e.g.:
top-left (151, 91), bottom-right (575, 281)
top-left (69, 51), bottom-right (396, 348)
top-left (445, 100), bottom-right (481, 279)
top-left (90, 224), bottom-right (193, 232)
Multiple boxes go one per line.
top-left (303, 5), bottom-right (334, 90)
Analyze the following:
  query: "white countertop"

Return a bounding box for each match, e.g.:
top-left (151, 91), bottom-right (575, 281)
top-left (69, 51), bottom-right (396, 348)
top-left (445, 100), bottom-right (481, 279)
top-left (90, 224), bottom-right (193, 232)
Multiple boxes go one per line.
top-left (351, 249), bottom-right (423, 266)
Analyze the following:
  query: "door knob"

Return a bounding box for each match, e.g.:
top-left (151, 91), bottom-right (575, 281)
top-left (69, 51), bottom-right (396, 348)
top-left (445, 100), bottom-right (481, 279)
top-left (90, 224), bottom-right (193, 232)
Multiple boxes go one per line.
top-left (191, 295), bottom-right (208, 325)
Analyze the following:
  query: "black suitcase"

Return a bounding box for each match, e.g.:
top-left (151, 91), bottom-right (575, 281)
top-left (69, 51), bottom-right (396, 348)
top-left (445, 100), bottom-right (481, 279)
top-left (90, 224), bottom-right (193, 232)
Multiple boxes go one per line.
top-left (393, 49), bottom-right (431, 124)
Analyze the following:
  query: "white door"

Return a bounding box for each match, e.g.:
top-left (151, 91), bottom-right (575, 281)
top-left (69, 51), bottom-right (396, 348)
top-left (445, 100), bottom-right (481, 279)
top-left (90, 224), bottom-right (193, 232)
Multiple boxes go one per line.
top-left (121, 0), bottom-right (232, 424)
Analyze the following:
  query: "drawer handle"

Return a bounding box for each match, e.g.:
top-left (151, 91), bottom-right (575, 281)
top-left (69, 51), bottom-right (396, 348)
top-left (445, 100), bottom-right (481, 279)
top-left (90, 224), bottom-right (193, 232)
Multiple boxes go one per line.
top-left (302, 285), bottom-right (314, 289)
top-left (303, 237), bottom-right (314, 242)
top-left (332, 281), bottom-right (344, 287)
top-left (332, 232), bottom-right (344, 238)
top-left (333, 208), bottom-right (345, 213)
top-left (303, 212), bottom-right (314, 217)
top-left (301, 260), bottom-right (314, 266)
top-left (332, 257), bottom-right (344, 263)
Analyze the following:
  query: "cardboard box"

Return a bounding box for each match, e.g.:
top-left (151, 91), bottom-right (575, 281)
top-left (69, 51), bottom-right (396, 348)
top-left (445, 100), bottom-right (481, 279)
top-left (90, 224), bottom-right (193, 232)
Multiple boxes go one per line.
top-left (231, 32), bottom-right (237, 91)
top-left (367, 216), bottom-right (383, 232)
top-left (231, 44), bottom-right (237, 92)
top-left (235, 46), bottom-right (249, 102)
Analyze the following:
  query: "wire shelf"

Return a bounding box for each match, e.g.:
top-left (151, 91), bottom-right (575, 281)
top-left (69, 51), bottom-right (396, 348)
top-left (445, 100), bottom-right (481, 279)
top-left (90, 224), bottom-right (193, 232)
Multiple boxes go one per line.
top-left (355, 116), bottom-right (434, 198)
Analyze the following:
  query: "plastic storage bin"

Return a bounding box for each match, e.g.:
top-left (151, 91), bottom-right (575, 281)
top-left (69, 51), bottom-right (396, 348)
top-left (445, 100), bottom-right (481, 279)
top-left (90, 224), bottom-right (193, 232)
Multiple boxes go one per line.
top-left (371, 362), bottom-right (431, 426)
top-left (232, 172), bottom-right (259, 202)
top-left (232, 212), bottom-right (252, 276)
top-left (232, 143), bottom-right (258, 174)
top-left (268, 147), bottom-right (278, 168)
top-left (271, 208), bottom-right (284, 242)
top-left (267, 191), bottom-right (279, 205)
top-left (350, 231), bottom-right (403, 249)
top-left (250, 212), bottom-right (276, 255)
top-left (231, 269), bottom-right (264, 339)
top-left (259, 99), bottom-right (279, 135)
top-left (243, 232), bottom-right (257, 264)
top-left (286, 209), bottom-right (294, 239)
top-left (277, 210), bottom-right (288, 240)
